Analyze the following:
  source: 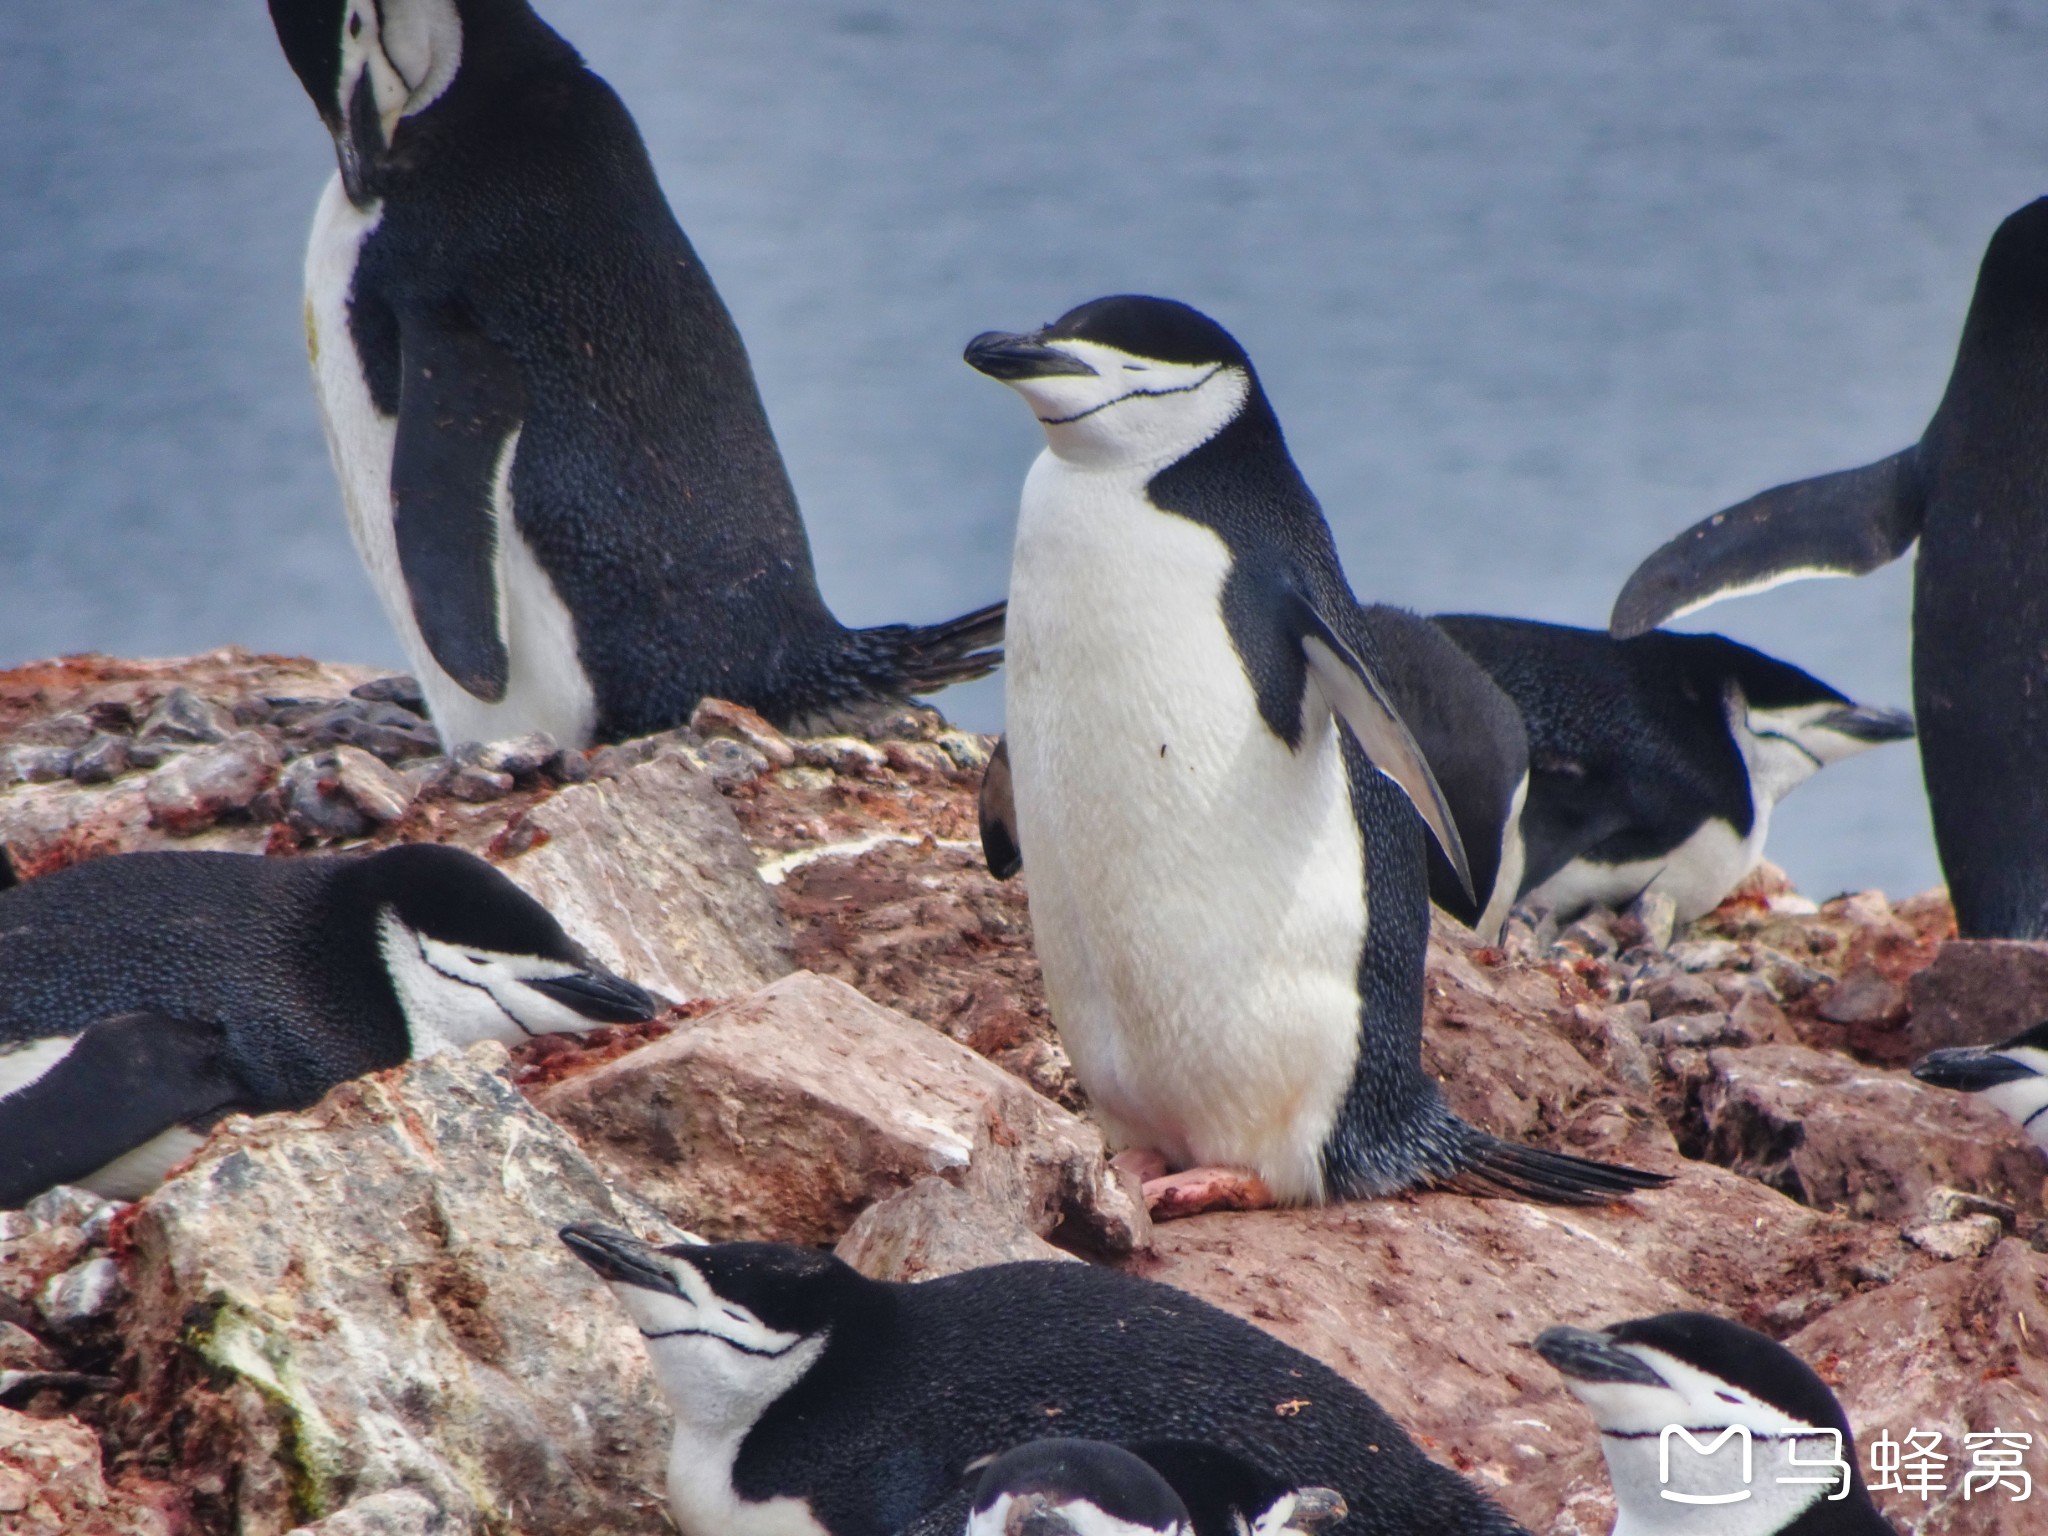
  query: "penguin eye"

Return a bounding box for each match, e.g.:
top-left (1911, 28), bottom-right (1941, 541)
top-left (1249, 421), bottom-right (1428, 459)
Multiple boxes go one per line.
top-left (1715, 1391), bottom-right (1741, 1403)
top-left (349, 11), bottom-right (363, 38)
top-left (1123, 362), bottom-right (1149, 372)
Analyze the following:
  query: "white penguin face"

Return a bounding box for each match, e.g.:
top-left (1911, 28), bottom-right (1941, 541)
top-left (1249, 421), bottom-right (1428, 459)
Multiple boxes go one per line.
top-left (338, 0), bottom-right (463, 150)
top-left (1245, 1488), bottom-right (1348, 1536)
top-left (1729, 691), bottom-right (1912, 810)
top-left (967, 1491), bottom-right (1188, 1536)
top-left (1552, 1340), bottom-right (1846, 1536)
top-left (993, 339), bottom-right (1251, 472)
top-left (377, 909), bottom-right (616, 1052)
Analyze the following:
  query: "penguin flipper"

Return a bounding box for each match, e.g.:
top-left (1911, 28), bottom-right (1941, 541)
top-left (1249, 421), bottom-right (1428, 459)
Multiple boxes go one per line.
top-left (1356, 606), bottom-right (1530, 940)
top-left (390, 308), bottom-right (527, 702)
top-left (0, 1013), bottom-right (242, 1208)
top-left (1610, 448), bottom-right (1926, 638)
top-left (978, 736), bottom-right (1022, 880)
top-left (1288, 596), bottom-right (1476, 905)
top-left (1444, 1131), bottom-right (1672, 1207)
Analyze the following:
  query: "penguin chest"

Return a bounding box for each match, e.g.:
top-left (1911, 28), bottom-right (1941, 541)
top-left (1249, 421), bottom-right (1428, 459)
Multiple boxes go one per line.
top-left (1005, 454), bottom-right (1366, 1201)
top-left (302, 175), bottom-right (597, 750)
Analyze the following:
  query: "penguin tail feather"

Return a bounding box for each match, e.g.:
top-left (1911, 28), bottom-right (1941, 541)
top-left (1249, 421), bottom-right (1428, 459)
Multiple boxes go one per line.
top-left (848, 600), bottom-right (1007, 696)
top-left (1442, 1132), bottom-right (1671, 1207)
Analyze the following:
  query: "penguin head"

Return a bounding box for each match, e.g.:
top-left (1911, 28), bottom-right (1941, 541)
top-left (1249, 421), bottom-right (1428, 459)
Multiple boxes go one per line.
top-left (966, 297), bottom-right (1257, 471)
top-left (1121, 1441), bottom-right (1348, 1536)
top-left (1536, 1311), bottom-right (1870, 1535)
top-left (269, 0), bottom-right (470, 202)
top-left (346, 844), bottom-right (658, 1052)
top-left (1912, 1019), bottom-right (2048, 1147)
top-left (560, 1227), bottom-right (861, 1435)
top-left (965, 1441), bottom-right (1194, 1536)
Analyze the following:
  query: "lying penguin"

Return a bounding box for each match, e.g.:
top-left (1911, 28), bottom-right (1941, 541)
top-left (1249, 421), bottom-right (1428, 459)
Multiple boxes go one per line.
top-left (946, 1439), bottom-right (1346, 1536)
top-left (267, 0), bottom-right (1002, 747)
top-left (1536, 1311), bottom-right (1890, 1535)
top-left (0, 844), bottom-right (656, 1206)
top-left (1912, 1022), bottom-right (2048, 1152)
top-left (965, 294), bottom-right (1663, 1210)
top-left (1431, 617), bottom-right (1912, 925)
top-left (560, 1225), bottom-right (1528, 1536)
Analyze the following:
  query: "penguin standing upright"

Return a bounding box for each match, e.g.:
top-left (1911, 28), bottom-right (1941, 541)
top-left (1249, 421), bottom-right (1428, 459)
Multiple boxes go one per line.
top-left (1430, 616), bottom-right (1913, 924)
top-left (0, 845), bottom-right (656, 1206)
top-left (560, 1225), bottom-right (1527, 1536)
top-left (266, 0), bottom-right (1002, 749)
top-left (965, 295), bottom-right (1664, 1208)
top-left (1611, 200), bottom-right (2048, 940)
top-left (1535, 1312), bottom-right (1892, 1535)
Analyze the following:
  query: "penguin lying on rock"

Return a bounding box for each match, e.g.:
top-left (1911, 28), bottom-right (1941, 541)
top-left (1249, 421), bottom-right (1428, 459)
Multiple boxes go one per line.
top-left (1536, 1311), bottom-right (1890, 1536)
top-left (267, 0), bottom-right (1003, 749)
top-left (0, 845), bottom-right (656, 1206)
top-left (1430, 617), bottom-right (1912, 926)
top-left (1611, 199), bottom-right (2048, 942)
top-left (1912, 1021), bottom-right (2048, 1153)
top-left (560, 1225), bottom-right (1529, 1536)
top-left (945, 1439), bottom-right (1346, 1536)
top-left (966, 294), bottom-right (1665, 1212)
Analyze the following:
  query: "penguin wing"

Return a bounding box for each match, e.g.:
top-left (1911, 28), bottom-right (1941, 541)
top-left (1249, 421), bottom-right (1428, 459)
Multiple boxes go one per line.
top-left (0, 1013), bottom-right (242, 1208)
top-left (978, 736), bottom-right (1022, 880)
top-left (1609, 447), bottom-right (1926, 638)
top-left (1357, 606), bottom-right (1530, 940)
top-left (390, 307), bottom-right (528, 702)
top-left (1288, 594), bottom-right (1476, 905)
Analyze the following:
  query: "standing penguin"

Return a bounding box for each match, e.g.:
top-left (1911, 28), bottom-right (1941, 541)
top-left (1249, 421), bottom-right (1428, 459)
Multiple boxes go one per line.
top-left (559, 1225), bottom-right (1527, 1536)
top-left (966, 295), bottom-right (1663, 1207)
top-left (1912, 1021), bottom-right (2048, 1154)
top-left (0, 845), bottom-right (656, 1206)
top-left (266, 0), bottom-right (1003, 749)
top-left (1535, 1312), bottom-right (1891, 1535)
top-left (1611, 200), bottom-right (2048, 940)
top-left (1431, 617), bottom-right (1913, 924)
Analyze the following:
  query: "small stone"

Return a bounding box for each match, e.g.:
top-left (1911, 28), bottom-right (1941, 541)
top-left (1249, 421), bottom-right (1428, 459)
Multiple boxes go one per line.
top-left (1755, 948), bottom-right (1831, 1003)
top-left (1667, 939), bottom-right (1742, 972)
top-left (135, 685), bottom-right (235, 749)
top-left (690, 699), bottom-right (797, 769)
top-left (442, 763), bottom-right (516, 802)
top-left (36, 1254), bottom-right (123, 1328)
top-left (350, 674), bottom-right (427, 711)
top-left (793, 735), bottom-right (889, 777)
top-left (1816, 962), bottom-right (1907, 1028)
top-left (1642, 1011), bottom-right (1750, 1051)
top-left (1902, 1213), bottom-right (2003, 1261)
top-left (883, 740), bottom-right (955, 779)
top-left (544, 748), bottom-right (593, 785)
top-left (298, 707), bottom-right (438, 763)
top-left (1622, 889), bottom-right (1678, 951)
top-left (1633, 970), bottom-right (1723, 1019)
top-left (1917, 1184), bottom-right (2017, 1229)
top-left (24, 1187), bottom-right (110, 1233)
top-left (933, 731), bottom-right (992, 773)
top-left (471, 732), bottom-right (560, 778)
top-left (698, 736), bottom-right (770, 786)
top-left (0, 745), bottom-right (74, 784)
top-left (1906, 938), bottom-right (2048, 1055)
top-left (144, 732), bottom-right (282, 833)
top-left (1557, 914), bottom-right (1616, 958)
top-left (65, 732), bottom-right (129, 784)
top-left (33, 714), bottom-right (98, 749)
top-left (283, 748), bottom-right (415, 840)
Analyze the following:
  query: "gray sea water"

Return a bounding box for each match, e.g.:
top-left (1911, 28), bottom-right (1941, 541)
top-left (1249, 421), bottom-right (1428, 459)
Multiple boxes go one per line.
top-left (4, 2), bottom-right (2044, 902)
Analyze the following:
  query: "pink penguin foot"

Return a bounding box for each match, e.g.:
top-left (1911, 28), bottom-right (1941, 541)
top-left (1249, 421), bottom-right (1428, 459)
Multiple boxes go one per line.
top-left (1141, 1165), bottom-right (1277, 1221)
top-left (1110, 1148), bottom-right (1172, 1185)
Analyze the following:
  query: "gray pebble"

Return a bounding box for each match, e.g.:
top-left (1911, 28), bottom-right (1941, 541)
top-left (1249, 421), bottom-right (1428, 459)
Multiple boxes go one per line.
top-left (136, 686), bottom-right (235, 750)
top-left (351, 674), bottom-right (427, 712)
top-left (67, 732), bottom-right (130, 785)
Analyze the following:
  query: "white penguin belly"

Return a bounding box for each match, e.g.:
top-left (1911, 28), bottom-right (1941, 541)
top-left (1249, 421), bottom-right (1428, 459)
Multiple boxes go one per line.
top-left (1006, 451), bottom-right (1367, 1203)
top-left (304, 174), bottom-right (598, 751)
top-left (1528, 810), bottom-right (1766, 927)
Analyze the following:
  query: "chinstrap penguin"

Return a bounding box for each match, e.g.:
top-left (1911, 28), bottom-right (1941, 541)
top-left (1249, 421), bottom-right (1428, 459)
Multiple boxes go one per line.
top-left (941, 1438), bottom-right (1346, 1536)
top-left (965, 294), bottom-right (1663, 1207)
top-left (1535, 1312), bottom-right (1889, 1535)
top-left (1912, 1020), bottom-right (2048, 1153)
top-left (559, 1225), bottom-right (1528, 1536)
top-left (0, 844), bottom-right (656, 1206)
top-left (1610, 199), bottom-right (2048, 941)
top-left (1430, 617), bottom-right (1912, 925)
top-left (267, 0), bottom-right (1003, 749)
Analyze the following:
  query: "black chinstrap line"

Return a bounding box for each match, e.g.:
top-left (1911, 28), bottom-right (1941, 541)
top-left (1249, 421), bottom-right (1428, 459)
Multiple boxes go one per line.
top-left (1034, 365), bottom-right (1224, 426)
top-left (637, 1324), bottom-right (804, 1360)
top-left (418, 948), bottom-right (536, 1037)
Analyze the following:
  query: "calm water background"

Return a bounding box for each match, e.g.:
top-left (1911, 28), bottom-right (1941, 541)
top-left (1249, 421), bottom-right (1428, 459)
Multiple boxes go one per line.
top-left (4, 2), bottom-right (2045, 900)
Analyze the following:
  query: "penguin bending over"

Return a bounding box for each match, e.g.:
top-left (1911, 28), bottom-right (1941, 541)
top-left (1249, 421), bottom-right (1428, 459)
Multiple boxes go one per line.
top-left (1610, 199), bottom-right (2048, 940)
top-left (267, 0), bottom-right (1003, 749)
top-left (560, 1225), bottom-right (1527, 1536)
top-left (966, 295), bottom-right (1664, 1207)
top-left (1912, 1021), bottom-right (2048, 1153)
top-left (1431, 617), bottom-right (1912, 925)
top-left (1536, 1311), bottom-right (1890, 1535)
top-left (0, 845), bottom-right (656, 1206)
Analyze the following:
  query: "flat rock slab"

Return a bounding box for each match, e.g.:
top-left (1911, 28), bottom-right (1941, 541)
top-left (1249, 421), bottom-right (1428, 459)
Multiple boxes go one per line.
top-left (835, 1176), bottom-right (1077, 1282)
top-left (488, 740), bottom-right (793, 1004)
top-left (535, 970), bottom-right (1148, 1255)
top-left (120, 1046), bottom-right (681, 1536)
top-left (1908, 939), bottom-right (2048, 1054)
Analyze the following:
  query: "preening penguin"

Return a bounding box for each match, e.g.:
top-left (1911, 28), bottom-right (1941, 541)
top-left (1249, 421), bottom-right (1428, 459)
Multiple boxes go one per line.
top-left (1611, 199), bottom-right (2048, 940)
top-left (1431, 617), bottom-right (1912, 925)
top-left (966, 294), bottom-right (1664, 1208)
top-left (1535, 1312), bottom-right (1890, 1536)
top-left (0, 845), bottom-right (656, 1207)
top-left (560, 1225), bottom-right (1526, 1536)
top-left (1912, 1020), bottom-right (2048, 1153)
top-left (267, 0), bottom-right (1003, 749)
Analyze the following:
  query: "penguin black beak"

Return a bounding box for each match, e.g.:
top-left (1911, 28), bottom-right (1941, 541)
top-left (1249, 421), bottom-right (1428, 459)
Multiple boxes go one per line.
top-left (1817, 704), bottom-right (1915, 743)
top-left (337, 68), bottom-right (386, 205)
top-left (1911, 1047), bottom-right (2035, 1093)
top-left (524, 968), bottom-right (661, 1024)
top-left (560, 1223), bottom-right (686, 1295)
top-left (1532, 1326), bottom-right (1670, 1388)
top-left (965, 332), bottom-right (1100, 381)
